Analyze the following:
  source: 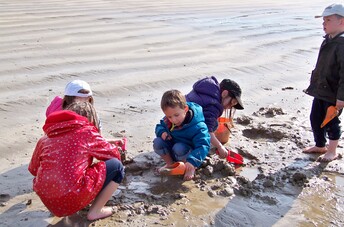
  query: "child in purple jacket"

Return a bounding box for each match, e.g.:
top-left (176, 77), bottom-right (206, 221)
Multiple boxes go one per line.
top-left (186, 76), bottom-right (244, 159)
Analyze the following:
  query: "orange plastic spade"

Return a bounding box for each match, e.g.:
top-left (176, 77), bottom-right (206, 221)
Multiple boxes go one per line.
top-left (216, 148), bottom-right (244, 165)
top-left (159, 162), bottom-right (186, 176)
top-left (321, 106), bottom-right (338, 128)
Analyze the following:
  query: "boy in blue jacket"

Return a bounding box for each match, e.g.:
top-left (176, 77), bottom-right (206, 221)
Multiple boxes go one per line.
top-left (154, 90), bottom-right (211, 181)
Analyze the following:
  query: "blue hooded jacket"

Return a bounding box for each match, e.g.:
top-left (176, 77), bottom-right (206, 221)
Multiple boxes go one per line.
top-left (186, 76), bottom-right (224, 132)
top-left (155, 102), bottom-right (210, 167)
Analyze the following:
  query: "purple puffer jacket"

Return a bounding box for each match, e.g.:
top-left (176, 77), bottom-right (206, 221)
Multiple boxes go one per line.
top-left (186, 76), bottom-right (224, 132)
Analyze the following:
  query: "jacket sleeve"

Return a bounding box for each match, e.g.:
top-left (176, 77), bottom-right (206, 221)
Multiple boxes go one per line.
top-left (202, 106), bottom-right (220, 132)
top-left (155, 117), bottom-right (169, 137)
top-left (186, 123), bottom-right (211, 167)
top-left (86, 130), bottom-right (122, 161)
top-left (28, 136), bottom-right (45, 176)
top-left (337, 44), bottom-right (344, 101)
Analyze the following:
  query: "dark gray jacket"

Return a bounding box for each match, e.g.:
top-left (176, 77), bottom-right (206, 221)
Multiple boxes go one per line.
top-left (305, 32), bottom-right (344, 104)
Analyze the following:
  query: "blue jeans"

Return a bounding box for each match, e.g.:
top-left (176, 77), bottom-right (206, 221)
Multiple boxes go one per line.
top-left (153, 137), bottom-right (191, 162)
top-left (101, 158), bottom-right (125, 190)
top-left (310, 98), bottom-right (342, 147)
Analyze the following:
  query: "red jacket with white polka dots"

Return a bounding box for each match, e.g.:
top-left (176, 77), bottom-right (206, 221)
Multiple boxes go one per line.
top-left (28, 110), bottom-right (121, 217)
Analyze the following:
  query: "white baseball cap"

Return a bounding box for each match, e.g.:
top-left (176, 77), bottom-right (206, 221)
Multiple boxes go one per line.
top-left (64, 80), bottom-right (93, 97)
top-left (315, 4), bottom-right (344, 18)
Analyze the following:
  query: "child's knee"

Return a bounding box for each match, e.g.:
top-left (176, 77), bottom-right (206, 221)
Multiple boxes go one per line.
top-left (327, 120), bottom-right (342, 140)
top-left (172, 143), bottom-right (190, 157)
top-left (113, 161), bottom-right (125, 184)
top-left (106, 158), bottom-right (125, 184)
top-left (153, 137), bottom-right (169, 156)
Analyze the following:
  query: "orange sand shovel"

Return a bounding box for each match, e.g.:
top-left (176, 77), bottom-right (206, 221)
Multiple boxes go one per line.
top-left (321, 106), bottom-right (338, 128)
top-left (159, 162), bottom-right (186, 176)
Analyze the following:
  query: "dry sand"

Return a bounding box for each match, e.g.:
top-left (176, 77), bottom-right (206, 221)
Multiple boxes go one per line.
top-left (1, 0), bottom-right (344, 226)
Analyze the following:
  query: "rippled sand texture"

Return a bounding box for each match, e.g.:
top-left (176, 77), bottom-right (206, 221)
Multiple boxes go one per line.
top-left (0, 0), bottom-right (327, 157)
top-left (0, 0), bottom-right (339, 226)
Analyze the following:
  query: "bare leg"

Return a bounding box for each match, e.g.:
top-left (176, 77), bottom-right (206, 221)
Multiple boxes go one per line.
top-left (318, 140), bottom-right (339, 162)
top-left (87, 181), bottom-right (119, 221)
top-left (160, 153), bottom-right (175, 168)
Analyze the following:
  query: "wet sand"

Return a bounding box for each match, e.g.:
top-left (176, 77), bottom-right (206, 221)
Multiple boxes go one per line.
top-left (1, 0), bottom-right (344, 226)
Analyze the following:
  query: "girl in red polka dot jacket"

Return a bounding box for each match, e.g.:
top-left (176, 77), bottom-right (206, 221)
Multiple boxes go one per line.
top-left (29, 102), bottom-right (125, 221)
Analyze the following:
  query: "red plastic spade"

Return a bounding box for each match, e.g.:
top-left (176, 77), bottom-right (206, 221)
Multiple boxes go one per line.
top-left (216, 148), bottom-right (244, 165)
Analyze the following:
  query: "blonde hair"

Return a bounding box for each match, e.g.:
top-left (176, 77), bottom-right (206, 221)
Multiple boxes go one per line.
top-left (62, 89), bottom-right (94, 109)
top-left (65, 102), bottom-right (99, 130)
top-left (160, 89), bottom-right (187, 111)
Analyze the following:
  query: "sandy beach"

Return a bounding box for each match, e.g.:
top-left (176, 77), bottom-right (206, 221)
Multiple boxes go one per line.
top-left (1, 0), bottom-right (344, 226)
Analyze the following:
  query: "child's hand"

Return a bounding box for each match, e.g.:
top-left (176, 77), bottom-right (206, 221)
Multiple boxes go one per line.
top-left (161, 132), bottom-right (172, 140)
top-left (217, 145), bottom-right (228, 159)
top-left (336, 99), bottom-right (344, 110)
top-left (107, 138), bottom-right (127, 150)
top-left (107, 138), bottom-right (122, 145)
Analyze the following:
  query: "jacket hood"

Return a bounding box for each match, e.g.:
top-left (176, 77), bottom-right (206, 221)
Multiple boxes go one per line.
top-left (192, 76), bottom-right (221, 100)
top-left (187, 102), bottom-right (205, 124)
top-left (43, 110), bottom-right (90, 137)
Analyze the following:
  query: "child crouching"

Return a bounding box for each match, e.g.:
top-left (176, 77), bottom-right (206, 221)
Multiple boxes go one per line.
top-left (29, 102), bottom-right (124, 221)
top-left (153, 90), bottom-right (210, 180)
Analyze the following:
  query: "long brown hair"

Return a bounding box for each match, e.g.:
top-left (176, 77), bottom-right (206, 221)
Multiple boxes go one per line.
top-left (65, 102), bottom-right (99, 131)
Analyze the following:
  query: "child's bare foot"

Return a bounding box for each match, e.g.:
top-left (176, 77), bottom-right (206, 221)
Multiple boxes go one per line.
top-left (183, 163), bottom-right (195, 181)
top-left (183, 168), bottom-right (194, 181)
top-left (317, 151), bottom-right (340, 162)
top-left (87, 206), bottom-right (114, 221)
top-left (154, 164), bottom-right (175, 176)
top-left (302, 146), bottom-right (327, 154)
